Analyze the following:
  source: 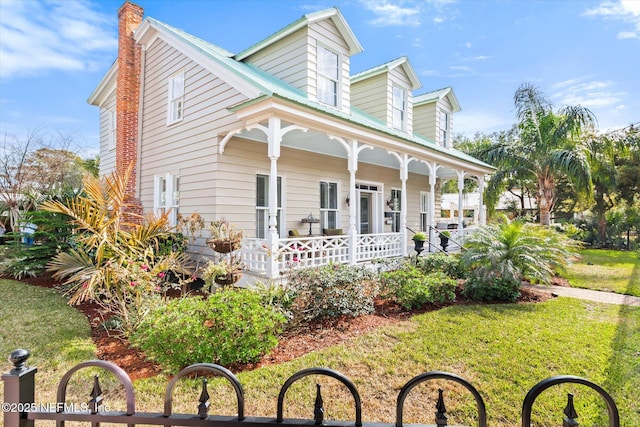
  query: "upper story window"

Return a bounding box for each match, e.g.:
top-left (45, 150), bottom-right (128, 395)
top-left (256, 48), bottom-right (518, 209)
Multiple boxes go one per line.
top-left (440, 109), bottom-right (450, 147)
top-left (392, 86), bottom-right (407, 131)
top-left (168, 72), bottom-right (185, 124)
top-left (317, 46), bottom-right (339, 107)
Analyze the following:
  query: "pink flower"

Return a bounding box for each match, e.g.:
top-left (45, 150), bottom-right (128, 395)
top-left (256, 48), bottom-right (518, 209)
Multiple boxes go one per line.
top-left (157, 272), bottom-right (166, 278)
top-left (140, 264), bottom-right (149, 271)
top-left (130, 281), bottom-right (137, 287)
top-left (82, 283), bottom-right (88, 288)
top-left (155, 286), bottom-right (161, 292)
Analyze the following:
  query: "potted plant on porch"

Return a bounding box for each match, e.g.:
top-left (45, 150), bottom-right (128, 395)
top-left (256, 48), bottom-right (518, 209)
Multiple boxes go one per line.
top-left (439, 230), bottom-right (451, 252)
top-left (412, 232), bottom-right (427, 255)
top-left (206, 217), bottom-right (243, 253)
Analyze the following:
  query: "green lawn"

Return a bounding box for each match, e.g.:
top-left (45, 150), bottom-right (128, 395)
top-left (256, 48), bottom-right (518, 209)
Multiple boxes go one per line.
top-left (565, 249), bottom-right (640, 296)
top-left (2, 279), bottom-right (638, 427)
top-left (0, 279), bottom-right (96, 407)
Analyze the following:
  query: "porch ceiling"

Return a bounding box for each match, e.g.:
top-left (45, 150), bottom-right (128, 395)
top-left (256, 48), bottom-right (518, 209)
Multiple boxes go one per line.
top-left (232, 125), bottom-right (461, 179)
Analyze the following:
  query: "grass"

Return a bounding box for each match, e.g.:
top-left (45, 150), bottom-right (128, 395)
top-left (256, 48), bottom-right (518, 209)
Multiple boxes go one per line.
top-left (564, 249), bottom-right (640, 296)
top-left (0, 279), bottom-right (96, 408)
top-left (2, 279), bottom-right (638, 427)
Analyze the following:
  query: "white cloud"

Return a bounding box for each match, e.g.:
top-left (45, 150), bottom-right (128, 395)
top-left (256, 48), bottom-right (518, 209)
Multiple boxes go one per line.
top-left (450, 65), bottom-right (472, 71)
top-left (362, 0), bottom-right (422, 27)
top-left (0, 0), bottom-right (116, 79)
top-left (455, 110), bottom-right (513, 135)
top-left (550, 79), bottom-right (626, 109)
top-left (584, 0), bottom-right (640, 40)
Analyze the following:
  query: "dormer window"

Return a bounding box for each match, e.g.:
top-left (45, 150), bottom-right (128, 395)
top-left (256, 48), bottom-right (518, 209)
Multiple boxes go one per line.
top-left (392, 86), bottom-right (407, 131)
top-left (317, 46), bottom-right (339, 107)
top-left (167, 71), bottom-right (185, 124)
top-left (440, 109), bottom-right (450, 147)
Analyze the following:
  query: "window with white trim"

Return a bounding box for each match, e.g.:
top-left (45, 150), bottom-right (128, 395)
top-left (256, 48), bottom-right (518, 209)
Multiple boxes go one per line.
top-left (256, 174), bottom-right (283, 239)
top-left (167, 72), bottom-right (185, 124)
top-left (320, 181), bottom-right (338, 229)
top-left (440, 109), bottom-right (450, 147)
top-left (392, 86), bottom-right (407, 131)
top-left (317, 46), bottom-right (339, 107)
top-left (108, 109), bottom-right (116, 149)
top-left (154, 173), bottom-right (180, 226)
top-left (390, 188), bottom-right (401, 232)
top-left (420, 192), bottom-right (429, 232)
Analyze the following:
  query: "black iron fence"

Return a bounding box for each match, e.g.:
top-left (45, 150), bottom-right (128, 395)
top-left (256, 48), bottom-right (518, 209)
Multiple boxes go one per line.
top-left (2, 349), bottom-right (620, 427)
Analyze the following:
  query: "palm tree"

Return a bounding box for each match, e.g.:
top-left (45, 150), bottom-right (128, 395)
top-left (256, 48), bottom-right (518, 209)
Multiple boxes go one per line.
top-left (480, 83), bottom-right (595, 225)
top-left (461, 217), bottom-right (579, 286)
top-left (41, 163), bottom-right (193, 332)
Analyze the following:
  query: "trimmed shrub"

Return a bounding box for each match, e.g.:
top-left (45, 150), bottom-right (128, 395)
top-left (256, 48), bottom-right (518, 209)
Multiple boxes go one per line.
top-left (416, 253), bottom-right (467, 279)
top-left (286, 264), bottom-right (377, 323)
top-left (380, 267), bottom-right (457, 309)
top-left (130, 289), bottom-right (285, 373)
top-left (462, 276), bottom-right (521, 302)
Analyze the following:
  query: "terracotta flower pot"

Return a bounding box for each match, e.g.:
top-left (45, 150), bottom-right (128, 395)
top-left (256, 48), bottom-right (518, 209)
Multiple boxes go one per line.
top-left (214, 271), bottom-right (243, 286)
top-left (207, 238), bottom-right (241, 254)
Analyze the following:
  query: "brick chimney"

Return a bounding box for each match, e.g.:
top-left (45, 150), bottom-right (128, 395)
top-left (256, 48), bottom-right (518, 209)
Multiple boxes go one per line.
top-left (116, 1), bottom-right (144, 218)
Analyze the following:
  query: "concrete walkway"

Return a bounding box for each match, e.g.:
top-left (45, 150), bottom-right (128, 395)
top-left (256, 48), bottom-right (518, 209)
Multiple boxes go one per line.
top-left (524, 284), bottom-right (640, 307)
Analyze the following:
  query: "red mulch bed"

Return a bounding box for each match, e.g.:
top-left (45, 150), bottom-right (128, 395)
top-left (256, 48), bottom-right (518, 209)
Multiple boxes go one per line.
top-left (15, 273), bottom-right (551, 381)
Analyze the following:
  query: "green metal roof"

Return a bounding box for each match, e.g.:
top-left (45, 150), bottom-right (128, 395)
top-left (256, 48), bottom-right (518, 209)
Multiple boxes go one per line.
top-left (413, 86), bottom-right (461, 112)
top-left (350, 56), bottom-right (421, 90)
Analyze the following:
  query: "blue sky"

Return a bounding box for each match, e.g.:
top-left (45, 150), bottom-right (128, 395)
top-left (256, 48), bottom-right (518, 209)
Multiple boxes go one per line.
top-left (1, 0), bottom-right (638, 156)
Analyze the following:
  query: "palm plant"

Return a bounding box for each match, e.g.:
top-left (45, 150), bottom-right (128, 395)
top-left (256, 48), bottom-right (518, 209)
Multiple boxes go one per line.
top-left (40, 163), bottom-right (193, 333)
top-left (461, 217), bottom-right (579, 286)
top-left (479, 83), bottom-right (595, 225)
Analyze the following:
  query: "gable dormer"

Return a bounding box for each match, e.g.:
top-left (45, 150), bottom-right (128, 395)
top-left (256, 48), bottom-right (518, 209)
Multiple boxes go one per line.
top-left (413, 87), bottom-right (461, 148)
top-left (350, 57), bottom-right (420, 134)
top-left (235, 8), bottom-right (363, 114)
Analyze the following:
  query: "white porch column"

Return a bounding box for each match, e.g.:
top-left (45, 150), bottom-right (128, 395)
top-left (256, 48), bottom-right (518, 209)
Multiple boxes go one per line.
top-left (400, 154), bottom-right (409, 257)
top-left (456, 170), bottom-right (466, 232)
top-left (478, 175), bottom-right (486, 225)
top-left (427, 161), bottom-right (438, 252)
top-left (266, 117), bottom-right (281, 279)
top-left (348, 139), bottom-right (359, 265)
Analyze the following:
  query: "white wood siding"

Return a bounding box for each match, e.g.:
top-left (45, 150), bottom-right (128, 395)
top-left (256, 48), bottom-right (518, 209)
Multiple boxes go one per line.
top-left (413, 102), bottom-right (437, 142)
top-left (242, 27), bottom-right (311, 94)
top-left (351, 73), bottom-right (387, 123)
top-left (98, 91), bottom-right (116, 177)
top-left (139, 38), bottom-right (248, 222)
top-left (414, 97), bottom-right (455, 145)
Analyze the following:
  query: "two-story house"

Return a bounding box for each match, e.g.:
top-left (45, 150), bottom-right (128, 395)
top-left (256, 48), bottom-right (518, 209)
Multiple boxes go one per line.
top-left (88, 1), bottom-right (493, 279)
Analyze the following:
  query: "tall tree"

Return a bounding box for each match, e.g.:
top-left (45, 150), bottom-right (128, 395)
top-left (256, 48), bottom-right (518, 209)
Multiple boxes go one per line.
top-left (0, 129), bottom-right (97, 230)
top-left (482, 83), bottom-right (595, 225)
top-left (0, 129), bottom-right (44, 230)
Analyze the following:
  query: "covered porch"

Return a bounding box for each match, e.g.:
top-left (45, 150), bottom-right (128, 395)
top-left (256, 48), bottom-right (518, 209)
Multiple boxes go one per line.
top-left (218, 97), bottom-right (492, 279)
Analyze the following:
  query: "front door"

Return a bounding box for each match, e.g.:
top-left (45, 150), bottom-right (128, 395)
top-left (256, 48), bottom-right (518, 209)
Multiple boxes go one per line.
top-left (359, 192), bottom-right (372, 234)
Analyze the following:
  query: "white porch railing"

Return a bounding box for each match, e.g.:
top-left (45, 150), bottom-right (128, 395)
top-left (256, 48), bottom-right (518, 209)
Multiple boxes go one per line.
top-left (355, 232), bottom-right (403, 262)
top-left (241, 233), bottom-right (401, 276)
